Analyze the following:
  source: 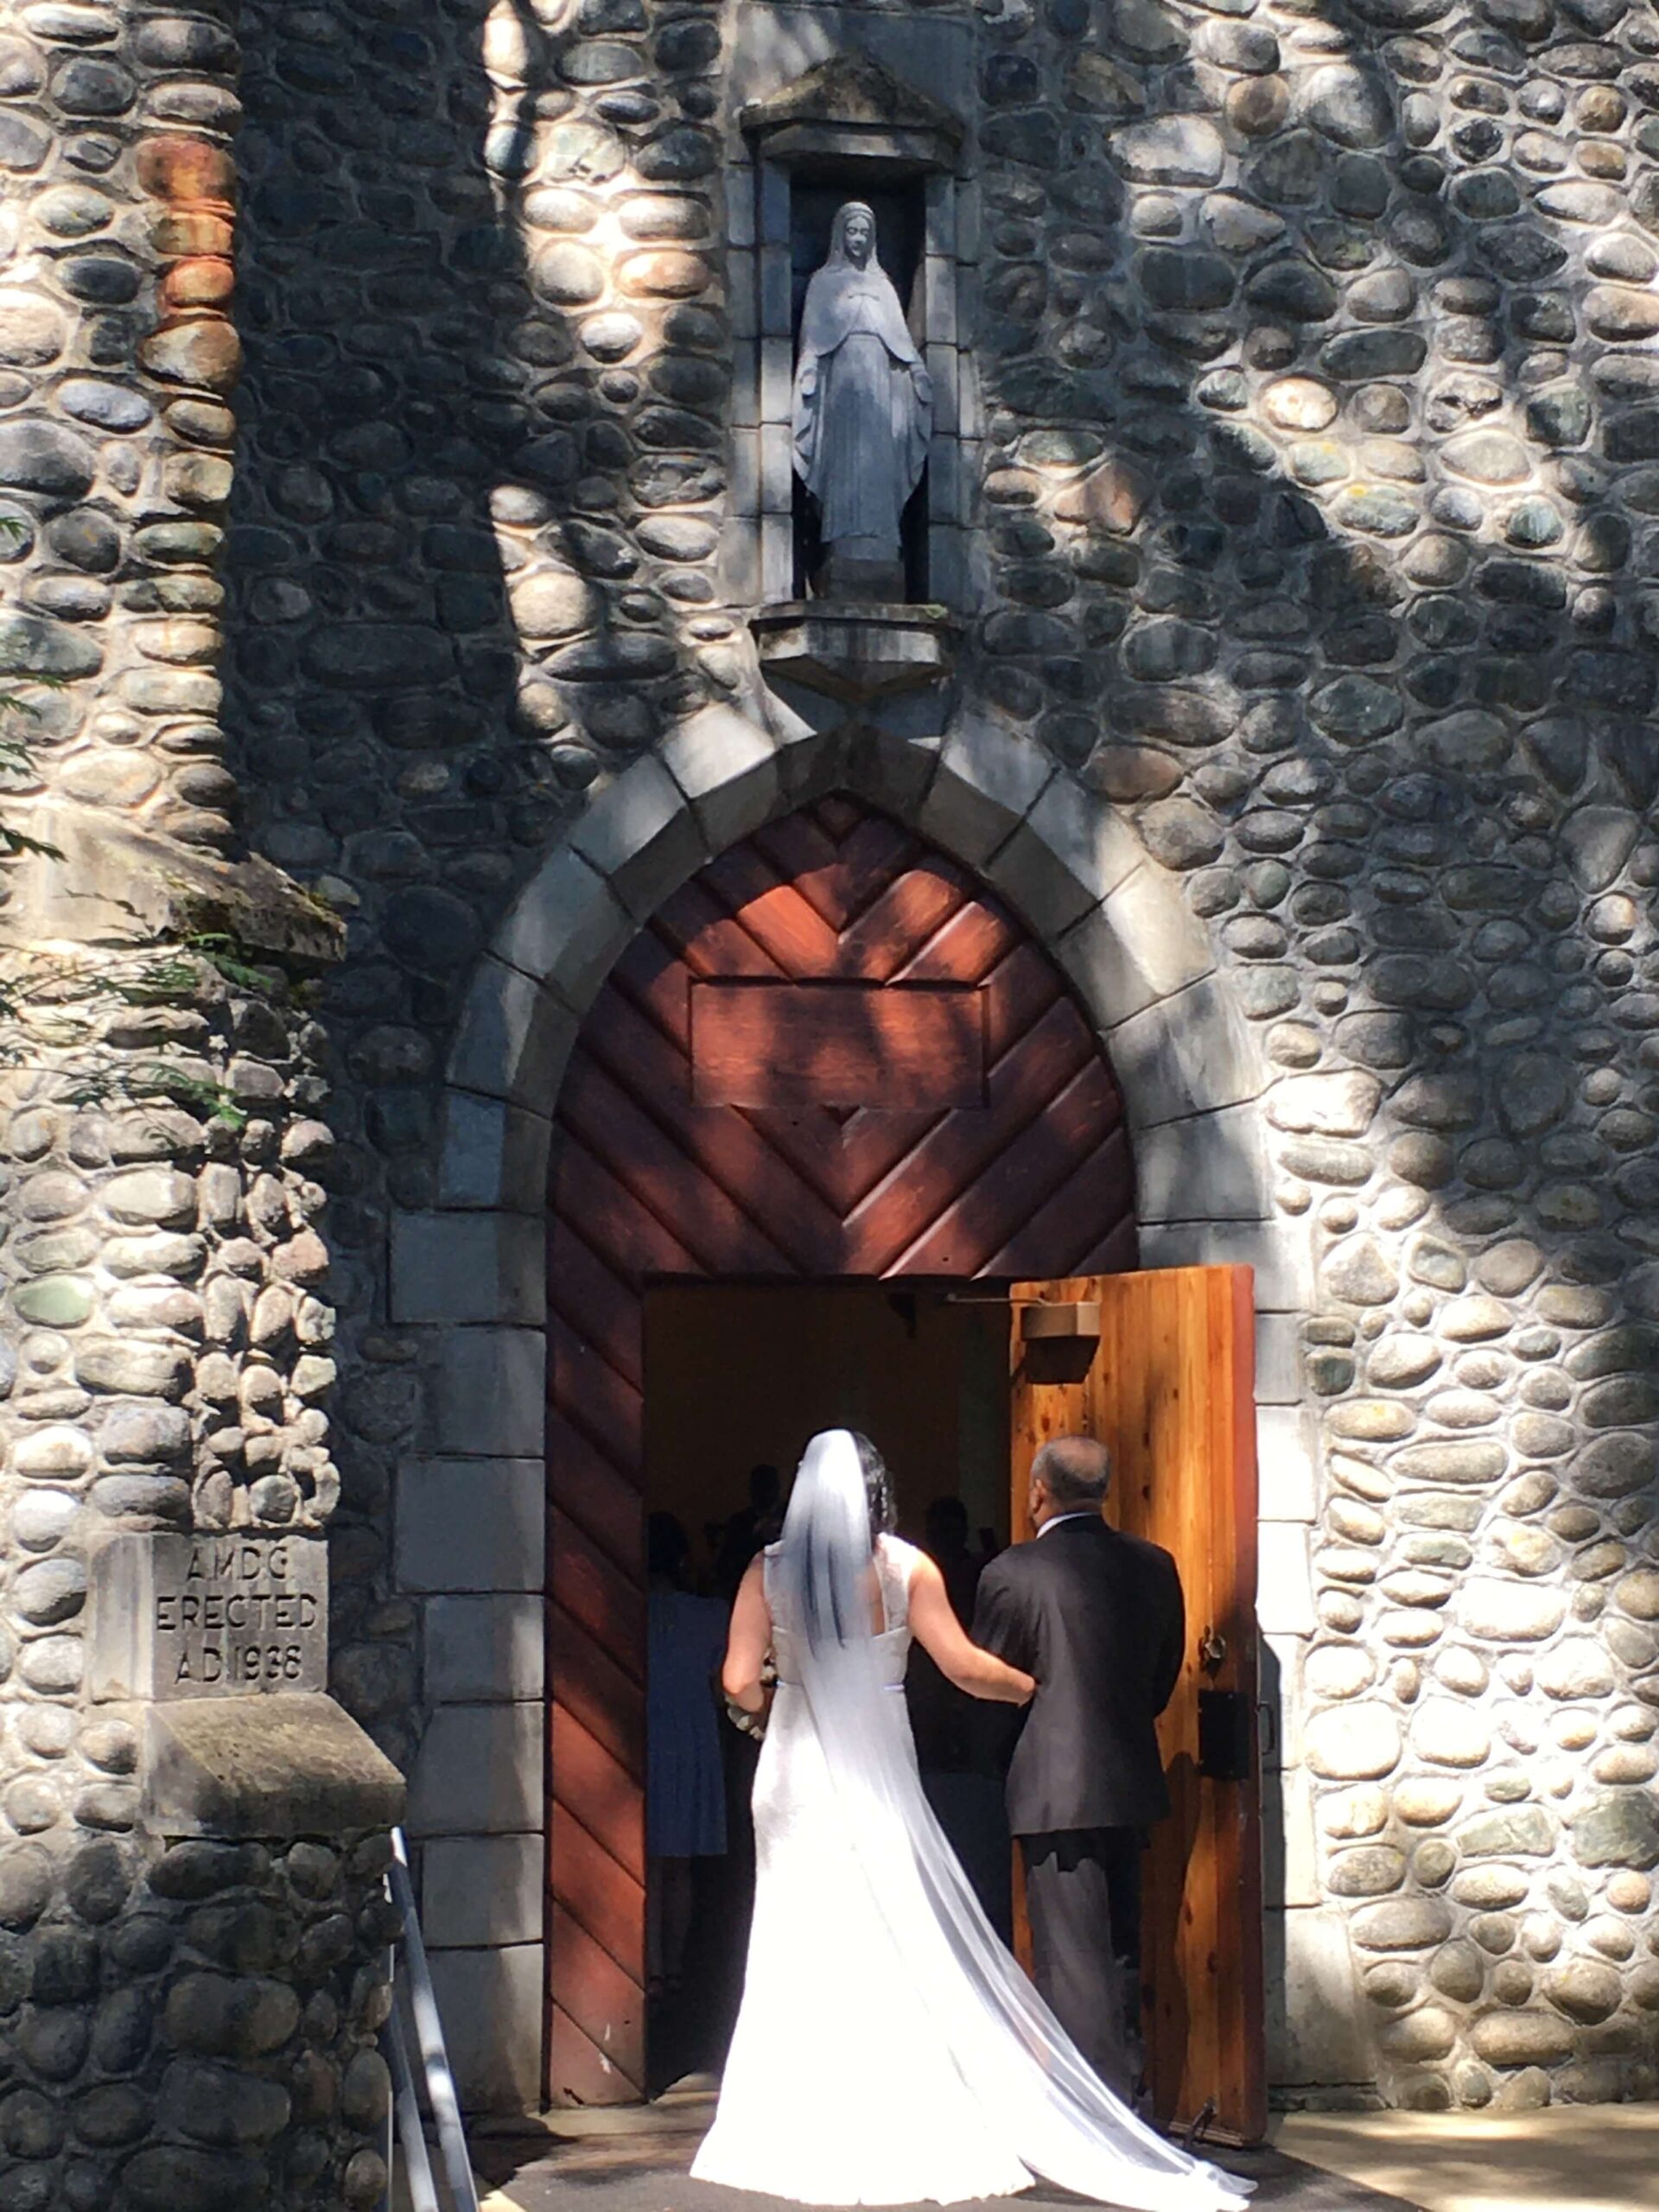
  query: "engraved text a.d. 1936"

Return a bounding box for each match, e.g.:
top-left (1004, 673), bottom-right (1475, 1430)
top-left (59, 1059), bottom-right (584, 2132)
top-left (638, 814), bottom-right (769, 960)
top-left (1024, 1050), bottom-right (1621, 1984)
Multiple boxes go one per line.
top-left (159, 1538), bottom-right (322, 1690)
top-left (88, 1533), bottom-right (328, 1703)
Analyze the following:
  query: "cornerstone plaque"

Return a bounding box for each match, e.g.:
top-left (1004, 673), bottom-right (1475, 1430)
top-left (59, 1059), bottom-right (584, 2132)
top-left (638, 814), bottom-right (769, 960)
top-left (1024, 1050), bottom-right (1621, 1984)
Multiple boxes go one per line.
top-left (88, 1534), bottom-right (328, 1702)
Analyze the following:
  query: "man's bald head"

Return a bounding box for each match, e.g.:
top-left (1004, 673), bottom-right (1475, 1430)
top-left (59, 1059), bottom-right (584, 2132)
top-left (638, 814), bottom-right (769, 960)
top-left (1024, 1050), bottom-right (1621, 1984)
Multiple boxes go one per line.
top-left (1030, 1435), bottom-right (1110, 1522)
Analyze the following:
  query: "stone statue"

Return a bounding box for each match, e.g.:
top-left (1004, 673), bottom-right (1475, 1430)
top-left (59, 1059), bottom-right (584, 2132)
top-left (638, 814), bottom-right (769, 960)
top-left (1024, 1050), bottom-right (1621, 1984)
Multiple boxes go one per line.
top-left (792, 201), bottom-right (932, 601)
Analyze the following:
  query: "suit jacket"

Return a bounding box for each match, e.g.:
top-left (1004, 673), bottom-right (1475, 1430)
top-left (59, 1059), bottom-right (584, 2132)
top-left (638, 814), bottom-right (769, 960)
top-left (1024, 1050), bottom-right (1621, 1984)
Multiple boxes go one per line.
top-left (972, 1516), bottom-right (1185, 1834)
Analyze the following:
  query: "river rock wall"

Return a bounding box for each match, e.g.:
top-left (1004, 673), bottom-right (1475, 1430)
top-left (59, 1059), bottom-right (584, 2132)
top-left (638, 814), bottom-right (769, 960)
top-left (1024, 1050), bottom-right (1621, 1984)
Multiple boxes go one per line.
top-left (3, 0), bottom-right (1659, 2137)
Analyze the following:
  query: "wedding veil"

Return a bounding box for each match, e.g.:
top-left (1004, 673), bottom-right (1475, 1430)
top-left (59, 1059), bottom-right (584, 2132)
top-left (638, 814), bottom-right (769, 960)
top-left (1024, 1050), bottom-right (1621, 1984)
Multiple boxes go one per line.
top-left (773, 1429), bottom-right (1252, 2212)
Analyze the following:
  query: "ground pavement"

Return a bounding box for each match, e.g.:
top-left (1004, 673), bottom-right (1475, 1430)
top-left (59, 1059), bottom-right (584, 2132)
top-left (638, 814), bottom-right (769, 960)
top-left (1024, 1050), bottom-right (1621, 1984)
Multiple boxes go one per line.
top-left (1274, 2107), bottom-right (1659, 2212)
top-left (454, 2086), bottom-right (1423, 2212)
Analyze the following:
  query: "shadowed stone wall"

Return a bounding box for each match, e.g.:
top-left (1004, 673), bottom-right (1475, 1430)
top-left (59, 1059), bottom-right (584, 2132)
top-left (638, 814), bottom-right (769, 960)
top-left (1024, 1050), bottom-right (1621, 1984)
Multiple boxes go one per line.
top-left (0, 3), bottom-right (403, 2203)
top-left (3, 0), bottom-right (1659, 2149)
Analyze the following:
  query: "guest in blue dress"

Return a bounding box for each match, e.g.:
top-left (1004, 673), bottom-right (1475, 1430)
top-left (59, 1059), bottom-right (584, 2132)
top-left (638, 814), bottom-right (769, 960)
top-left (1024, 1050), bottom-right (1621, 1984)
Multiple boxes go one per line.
top-left (647, 1511), bottom-right (729, 1995)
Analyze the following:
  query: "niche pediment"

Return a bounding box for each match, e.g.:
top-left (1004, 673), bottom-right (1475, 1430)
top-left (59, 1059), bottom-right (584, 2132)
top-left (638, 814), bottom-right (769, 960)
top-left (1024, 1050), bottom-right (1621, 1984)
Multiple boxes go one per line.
top-left (741, 51), bottom-right (964, 170)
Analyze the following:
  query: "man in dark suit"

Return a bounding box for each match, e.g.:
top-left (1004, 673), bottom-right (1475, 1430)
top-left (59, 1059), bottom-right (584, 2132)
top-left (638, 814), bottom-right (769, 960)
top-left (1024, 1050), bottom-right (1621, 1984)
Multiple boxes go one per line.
top-left (972, 1434), bottom-right (1185, 2101)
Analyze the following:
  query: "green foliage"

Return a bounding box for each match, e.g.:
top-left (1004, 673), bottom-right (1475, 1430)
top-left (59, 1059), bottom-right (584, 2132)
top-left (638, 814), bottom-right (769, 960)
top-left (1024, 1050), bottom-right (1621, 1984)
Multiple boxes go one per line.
top-left (0, 626), bottom-right (271, 1128)
top-left (0, 669), bottom-right (64, 862)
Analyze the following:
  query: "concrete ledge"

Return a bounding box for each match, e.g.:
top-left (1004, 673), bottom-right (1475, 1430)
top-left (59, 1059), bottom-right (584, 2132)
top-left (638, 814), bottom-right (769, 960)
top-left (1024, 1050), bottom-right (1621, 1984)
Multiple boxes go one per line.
top-left (24, 804), bottom-right (345, 963)
top-left (145, 1694), bottom-right (405, 1839)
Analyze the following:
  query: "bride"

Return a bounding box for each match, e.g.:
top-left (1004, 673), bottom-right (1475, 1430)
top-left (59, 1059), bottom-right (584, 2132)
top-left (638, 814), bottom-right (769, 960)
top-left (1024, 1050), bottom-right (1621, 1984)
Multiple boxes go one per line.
top-left (691, 1429), bottom-right (1251, 2211)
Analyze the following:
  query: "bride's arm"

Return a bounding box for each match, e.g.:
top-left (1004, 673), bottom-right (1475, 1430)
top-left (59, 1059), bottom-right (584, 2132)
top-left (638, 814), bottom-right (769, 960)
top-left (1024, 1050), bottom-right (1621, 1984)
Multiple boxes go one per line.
top-left (908, 1554), bottom-right (1034, 1706)
top-left (721, 1555), bottom-right (772, 1713)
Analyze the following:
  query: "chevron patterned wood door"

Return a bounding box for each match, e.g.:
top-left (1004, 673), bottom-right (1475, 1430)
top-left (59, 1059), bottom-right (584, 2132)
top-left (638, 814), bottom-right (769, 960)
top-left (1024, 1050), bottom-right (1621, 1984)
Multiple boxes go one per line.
top-left (544, 797), bottom-right (1136, 2105)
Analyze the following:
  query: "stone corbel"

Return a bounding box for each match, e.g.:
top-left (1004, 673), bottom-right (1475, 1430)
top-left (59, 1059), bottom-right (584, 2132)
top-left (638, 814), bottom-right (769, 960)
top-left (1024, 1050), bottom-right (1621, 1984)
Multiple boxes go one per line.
top-left (145, 1694), bottom-right (406, 1840)
top-left (752, 603), bottom-right (961, 703)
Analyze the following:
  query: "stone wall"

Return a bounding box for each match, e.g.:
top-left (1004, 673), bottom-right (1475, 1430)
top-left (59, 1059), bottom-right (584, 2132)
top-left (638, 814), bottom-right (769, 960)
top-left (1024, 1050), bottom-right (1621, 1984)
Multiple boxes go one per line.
top-left (0, 3), bottom-right (404, 2198)
top-left (0, 1826), bottom-right (397, 2212)
top-left (3, 0), bottom-right (1659, 2139)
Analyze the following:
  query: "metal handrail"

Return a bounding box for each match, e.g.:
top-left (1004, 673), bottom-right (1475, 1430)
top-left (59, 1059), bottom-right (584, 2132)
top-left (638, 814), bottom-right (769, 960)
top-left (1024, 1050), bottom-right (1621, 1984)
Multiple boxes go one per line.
top-left (381, 1827), bottom-right (481, 2212)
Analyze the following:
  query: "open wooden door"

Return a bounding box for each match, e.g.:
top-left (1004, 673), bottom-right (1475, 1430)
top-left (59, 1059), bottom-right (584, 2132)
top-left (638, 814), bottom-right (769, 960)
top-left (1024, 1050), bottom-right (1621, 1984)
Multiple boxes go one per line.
top-left (1009, 1268), bottom-right (1265, 2145)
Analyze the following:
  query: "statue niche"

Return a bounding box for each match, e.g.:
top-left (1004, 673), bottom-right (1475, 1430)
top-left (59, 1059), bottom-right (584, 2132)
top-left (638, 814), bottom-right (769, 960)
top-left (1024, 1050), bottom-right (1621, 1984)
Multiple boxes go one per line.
top-left (791, 201), bottom-right (931, 604)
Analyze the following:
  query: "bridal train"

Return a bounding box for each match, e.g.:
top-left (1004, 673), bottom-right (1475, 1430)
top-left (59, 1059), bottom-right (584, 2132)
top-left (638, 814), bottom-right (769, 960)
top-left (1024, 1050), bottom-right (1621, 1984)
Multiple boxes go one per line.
top-left (690, 1430), bottom-right (1251, 2212)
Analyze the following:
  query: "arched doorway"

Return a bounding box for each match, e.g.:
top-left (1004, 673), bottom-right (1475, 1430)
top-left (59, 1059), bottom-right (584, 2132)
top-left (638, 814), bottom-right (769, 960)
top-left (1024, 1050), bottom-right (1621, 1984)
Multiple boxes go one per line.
top-left (544, 798), bottom-right (1137, 2104)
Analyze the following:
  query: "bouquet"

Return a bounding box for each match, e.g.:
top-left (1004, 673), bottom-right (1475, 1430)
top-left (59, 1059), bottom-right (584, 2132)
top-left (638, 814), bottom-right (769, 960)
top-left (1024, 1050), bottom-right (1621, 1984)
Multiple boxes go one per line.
top-left (725, 1653), bottom-right (777, 1742)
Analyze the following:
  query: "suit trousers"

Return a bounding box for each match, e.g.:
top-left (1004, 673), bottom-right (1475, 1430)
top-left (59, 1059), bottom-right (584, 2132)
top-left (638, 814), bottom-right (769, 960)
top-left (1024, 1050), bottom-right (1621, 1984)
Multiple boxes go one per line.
top-left (1021, 1827), bottom-right (1144, 2101)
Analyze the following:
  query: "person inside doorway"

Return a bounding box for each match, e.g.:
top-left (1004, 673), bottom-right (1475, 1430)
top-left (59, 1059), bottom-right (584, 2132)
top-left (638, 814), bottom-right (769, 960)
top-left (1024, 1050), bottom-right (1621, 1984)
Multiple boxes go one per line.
top-left (646, 1512), bottom-right (729, 2003)
top-left (713, 1462), bottom-right (783, 1602)
top-left (906, 1496), bottom-right (1014, 1942)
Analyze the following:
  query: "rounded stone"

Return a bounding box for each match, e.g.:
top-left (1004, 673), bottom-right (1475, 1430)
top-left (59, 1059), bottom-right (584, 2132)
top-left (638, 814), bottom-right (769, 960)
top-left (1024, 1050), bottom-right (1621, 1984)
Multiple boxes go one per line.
top-left (13, 1557), bottom-right (86, 1627)
top-left (1470, 2011), bottom-right (1575, 2067)
top-left (158, 2058), bottom-right (291, 2145)
top-left (1456, 1581), bottom-right (1565, 1642)
top-left (1352, 1898), bottom-right (1453, 1953)
top-left (1396, 1780), bottom-right (1464, 1827)
top-left (532, 242), bottom-right (607, 307)
top-left (1306, 1706), bottom-right (1402, 1781)
top-left (0, 420), bottom-right (98, 497)
top-left (1324, 1236), bottom-right (1399, 1306)
top-left (1329, 1845), bottom-right (1407, 1897)
top-left (138, 321), bottom-right (241, 391)
top-left (618, 248), bottom-right (711, 299)
top-left (340, 2048), bottom-right (391, 2130)
top-left (1431, 1941), bottom-right (1486, 2002)
top-left (1262, 378), bottom-right (1338, 431)
top-left (1377, 2005), bottom-right (1458, 2060)
top-left (1571, 1791), bottom-right (1659, 1870)
top-left (162, 1973), bottom-right (301, 2058)
top-left (1412, 1703), bottom-right (1491, 1770)
top-left (0, 292), bottom-right (67, 368)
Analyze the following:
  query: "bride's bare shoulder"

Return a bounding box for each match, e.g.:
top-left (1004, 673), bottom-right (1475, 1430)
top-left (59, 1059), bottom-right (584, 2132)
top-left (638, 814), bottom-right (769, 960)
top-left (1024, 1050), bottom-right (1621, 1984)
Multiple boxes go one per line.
top-left (878, 1534), bottom-right (927, 1582)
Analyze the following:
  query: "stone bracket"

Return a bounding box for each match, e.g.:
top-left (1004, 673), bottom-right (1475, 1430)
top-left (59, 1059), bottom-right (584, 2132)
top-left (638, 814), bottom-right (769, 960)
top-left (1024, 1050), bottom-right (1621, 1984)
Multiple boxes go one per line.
top-left (144, 1693), bottom-right (405, 1839)
top-left (751, 602), bottom-right (960, 702)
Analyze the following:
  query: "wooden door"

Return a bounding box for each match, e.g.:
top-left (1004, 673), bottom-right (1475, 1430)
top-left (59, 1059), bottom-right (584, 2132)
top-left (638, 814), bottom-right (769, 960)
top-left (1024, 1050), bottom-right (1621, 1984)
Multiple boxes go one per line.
top-left (1008, 1268), bottom-right (1265, 2144)
top-left (546, 798), bottom-right (1137, 2106)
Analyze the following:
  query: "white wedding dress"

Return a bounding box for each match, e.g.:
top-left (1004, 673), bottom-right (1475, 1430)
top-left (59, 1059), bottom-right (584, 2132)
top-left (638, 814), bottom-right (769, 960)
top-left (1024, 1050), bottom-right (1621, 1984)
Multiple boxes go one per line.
top-left (691, 1435), bottom-right (1251, 2212)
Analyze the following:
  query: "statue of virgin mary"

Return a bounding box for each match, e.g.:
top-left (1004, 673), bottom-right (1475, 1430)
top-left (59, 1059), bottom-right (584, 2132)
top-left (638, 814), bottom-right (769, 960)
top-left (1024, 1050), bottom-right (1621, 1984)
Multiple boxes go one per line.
top-left (792, 202), bottom-right (931, 596)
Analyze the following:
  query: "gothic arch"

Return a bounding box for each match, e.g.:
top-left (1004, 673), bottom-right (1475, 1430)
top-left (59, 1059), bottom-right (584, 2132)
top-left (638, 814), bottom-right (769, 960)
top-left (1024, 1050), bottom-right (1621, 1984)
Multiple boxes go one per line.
top-left (392, 701), bottom-right (1309, 2110)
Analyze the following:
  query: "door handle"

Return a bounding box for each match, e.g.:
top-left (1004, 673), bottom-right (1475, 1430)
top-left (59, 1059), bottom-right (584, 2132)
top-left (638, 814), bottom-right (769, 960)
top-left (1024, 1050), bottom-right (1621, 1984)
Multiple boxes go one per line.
top-left (1198, 1626), bottom-right (1226, 1674)
top-left (1256, 1698), bottom-right (1279, 1764)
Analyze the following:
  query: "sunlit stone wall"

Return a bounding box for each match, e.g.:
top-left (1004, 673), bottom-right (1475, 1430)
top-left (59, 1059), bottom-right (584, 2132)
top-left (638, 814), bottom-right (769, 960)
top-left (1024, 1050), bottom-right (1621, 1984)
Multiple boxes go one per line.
top-left (5, 0), bottom-right (1659, 2145)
